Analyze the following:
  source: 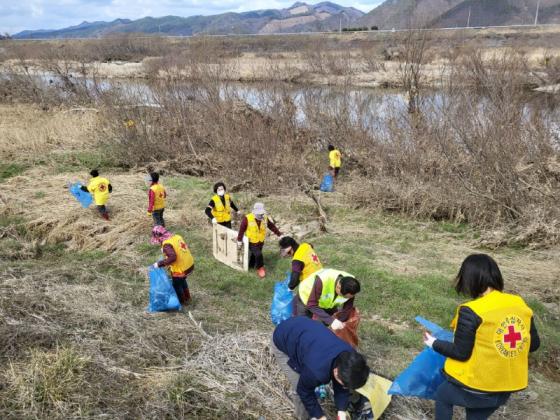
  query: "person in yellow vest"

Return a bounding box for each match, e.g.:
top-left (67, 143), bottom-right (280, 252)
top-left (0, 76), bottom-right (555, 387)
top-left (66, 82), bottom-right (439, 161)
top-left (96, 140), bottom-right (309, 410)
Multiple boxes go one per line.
top-left (205, 182), bottom-right (240, 229)
top-left (147, 172), bottom-right (167, 227)
top-left (237, 202), bottom-right (282, 278)
top-left (295, 268), bottom-right (360, 331)
top-left (150, 226), bottom-right (195, 305)
top-left (279, 236), bottom-right (323, 291)
top-left (328, 145), bottom-right (342, 179)
top-left (80, 169), bottom-right (112, 221)
top-left (423, 254), bottom-right (540, 420)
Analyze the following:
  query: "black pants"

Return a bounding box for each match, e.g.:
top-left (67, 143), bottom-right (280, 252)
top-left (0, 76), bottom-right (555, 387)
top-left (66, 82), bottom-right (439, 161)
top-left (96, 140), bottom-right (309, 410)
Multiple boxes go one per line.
top-left (152, 209), bottom-right (165, 226)
top-left (218, 221), bottom-right (232, 229)
top-left (171, 276), bottom-right (190, 305)
top-left (435, 379), bottom-right (511, 420)
top-left (96, 205), bottom-right (108, 215)
top-left (248, 243), bottom-right (264, 269)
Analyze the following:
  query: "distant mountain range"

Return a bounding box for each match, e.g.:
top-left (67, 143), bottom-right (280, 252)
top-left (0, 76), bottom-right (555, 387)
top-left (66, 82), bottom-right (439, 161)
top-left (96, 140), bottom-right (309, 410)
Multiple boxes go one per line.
top-left (12, 0), bottom-right (560, 39)
top-left (357, 0), bottom-right (560, 30)
top-left (13, 2), bottom-right (364, 39)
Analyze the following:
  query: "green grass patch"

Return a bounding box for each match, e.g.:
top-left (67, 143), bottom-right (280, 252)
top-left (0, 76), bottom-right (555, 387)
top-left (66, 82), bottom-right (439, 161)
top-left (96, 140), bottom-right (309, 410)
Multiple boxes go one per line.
top-left (0, 163), bottom-right (27, 181)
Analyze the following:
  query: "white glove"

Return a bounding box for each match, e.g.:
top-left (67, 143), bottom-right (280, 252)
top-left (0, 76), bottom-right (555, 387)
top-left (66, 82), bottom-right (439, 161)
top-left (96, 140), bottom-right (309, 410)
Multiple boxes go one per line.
top-left (152, 262), bottom-right (159, 269)
top-left (331, 319), bottom-right (344, 330)
top-left (424, 332), bottom-right (436, 348)
top-left (337, 411), bottom-right (348, 420)
top-left (211, 218), bottom-right (217, 224)
top-left (236, 210), bottom-right (242, 215)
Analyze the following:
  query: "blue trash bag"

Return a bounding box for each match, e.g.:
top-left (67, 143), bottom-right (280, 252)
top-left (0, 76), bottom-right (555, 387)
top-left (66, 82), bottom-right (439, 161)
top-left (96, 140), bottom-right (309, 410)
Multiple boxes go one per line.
top-left (320, 173), bottom-right (334, 192)
top-left (147, 266), bottom-right (181, 312)
top-left (69, 182), bottom-right (93, 208)
top-left (270, 275), bottom-right (293, 326)
top-left (388, 317), bottom-right (453, 400)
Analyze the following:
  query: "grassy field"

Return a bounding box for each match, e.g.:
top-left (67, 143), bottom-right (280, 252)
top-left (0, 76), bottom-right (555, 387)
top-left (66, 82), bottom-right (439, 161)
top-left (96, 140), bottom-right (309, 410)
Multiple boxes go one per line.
top-left (0, 105), bottom-right (559, 419)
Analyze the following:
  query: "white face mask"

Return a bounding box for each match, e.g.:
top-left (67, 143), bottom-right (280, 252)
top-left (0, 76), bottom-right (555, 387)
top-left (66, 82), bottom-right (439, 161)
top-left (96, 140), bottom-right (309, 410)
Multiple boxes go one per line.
top-left (217, 188), bottom-right (225, 196)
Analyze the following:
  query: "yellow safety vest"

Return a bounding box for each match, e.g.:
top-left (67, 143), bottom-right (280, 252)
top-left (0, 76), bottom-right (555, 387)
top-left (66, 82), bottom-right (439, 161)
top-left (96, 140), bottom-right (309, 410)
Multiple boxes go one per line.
top-left (299, 268), bottom-right (352, 309)
top-left (245, 213), bottom-right (268, 244)
top-left (293, 242), bottom-right (323, 283)
top-left (329, 150), bottom-right (342, 168)
top-left (87, 176), bottom-right (110, 206)
top-left (211, 194), bottom-right (232, 223)
top-left (162, 234), bottom-right (194, 276)
top-left (444, 290), bottom-right (533, 392)
top-left (150, 183), bottom-right (166, 210)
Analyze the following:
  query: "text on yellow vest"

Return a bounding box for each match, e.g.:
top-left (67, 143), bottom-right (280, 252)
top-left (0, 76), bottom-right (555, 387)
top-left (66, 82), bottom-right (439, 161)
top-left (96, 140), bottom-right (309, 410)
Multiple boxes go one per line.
top-left (211, 194), bottom-right (232, 223)
top-left (293, 242), bottom-right (323, 283)
top-left (444, 290), bottom-right (533, 392)
top-left (245, 213), bottom-right (268, 244)
top-left (150, 183), bottom-right (166, 210)
top-left (87, 176), bottom-right (110, 206)
top-left (299, 268), bottom-right (352, 309)
top-left (162, 235), bottom-right (194, 276)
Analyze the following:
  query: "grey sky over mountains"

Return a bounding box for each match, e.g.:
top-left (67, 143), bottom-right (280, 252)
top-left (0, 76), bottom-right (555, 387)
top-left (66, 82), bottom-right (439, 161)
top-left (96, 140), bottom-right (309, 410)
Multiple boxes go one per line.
top-left (0, 0), bottom-right (383, 34)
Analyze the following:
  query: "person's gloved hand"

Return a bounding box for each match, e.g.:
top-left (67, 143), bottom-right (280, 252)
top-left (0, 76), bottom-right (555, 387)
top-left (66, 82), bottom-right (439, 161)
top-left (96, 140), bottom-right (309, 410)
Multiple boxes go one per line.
top-left (152, 262), bottom-right (159, 269)
top-left (423, 331), bottom-right (436, 348)
top-left (331, 319), bottom-right (344, 330)
top-left (237, 241), bottom-right (243, 250)
top-left (147, 212), bottom-right (152, 216)
top-left (337, 411), bottom-right (348, 420)
top-left (211, 218), bottom-right (217, 224)
top-left (236, 210), bottom-right (242, 216)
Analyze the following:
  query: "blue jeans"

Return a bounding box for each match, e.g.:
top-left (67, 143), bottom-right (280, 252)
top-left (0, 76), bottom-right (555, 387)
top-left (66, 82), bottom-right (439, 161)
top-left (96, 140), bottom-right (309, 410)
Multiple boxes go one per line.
top-left (435, 379), bottom-right (511, 420)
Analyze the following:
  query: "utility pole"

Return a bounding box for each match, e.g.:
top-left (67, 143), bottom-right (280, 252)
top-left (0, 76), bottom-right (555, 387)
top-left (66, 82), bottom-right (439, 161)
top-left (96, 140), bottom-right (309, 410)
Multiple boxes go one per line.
top-left (534, 0), bottom-right (541, 26)
top-left (339, 16), bottom-right (342, 33)
top-left (466, 6), bottom-right (471, 27)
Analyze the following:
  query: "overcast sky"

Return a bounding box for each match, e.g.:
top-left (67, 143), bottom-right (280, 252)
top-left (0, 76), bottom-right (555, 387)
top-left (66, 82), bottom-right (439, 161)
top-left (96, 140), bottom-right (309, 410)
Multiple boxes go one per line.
top-left (0, 1), bottom-right (384, 35)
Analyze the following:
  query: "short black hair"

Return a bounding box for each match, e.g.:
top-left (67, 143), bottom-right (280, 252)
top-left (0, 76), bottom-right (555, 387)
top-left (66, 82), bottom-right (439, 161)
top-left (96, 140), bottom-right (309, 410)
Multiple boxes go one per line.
top-left (340, 276), bottom-right (360, 295)
top-left (90, 169), bottom-right (99, 177)
top-left (213, 181), bottom-right (226, 193)
top-left (334, 351), bottom-right (369, 389)
top-left (328, 145), bottom-right (335, 151)
top-left (279, 236), bottom-right (298, 249)
top-left (150, 172), bottom-right (159, 183)
top-left (455, 254), bottom-right (504, 298)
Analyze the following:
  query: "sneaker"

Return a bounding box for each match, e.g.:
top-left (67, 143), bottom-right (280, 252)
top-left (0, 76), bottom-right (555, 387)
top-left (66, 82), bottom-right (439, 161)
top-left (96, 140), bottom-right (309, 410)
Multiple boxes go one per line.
top-left (257, 267), bottom-right (266, 278)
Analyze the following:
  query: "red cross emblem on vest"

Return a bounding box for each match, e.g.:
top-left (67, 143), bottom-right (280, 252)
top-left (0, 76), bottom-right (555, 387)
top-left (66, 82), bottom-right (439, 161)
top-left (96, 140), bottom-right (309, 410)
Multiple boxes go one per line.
top-left (179, 241), bottom-right (188, 250)
top-left (312, 254), bottom-right (319, 263)
top-left (503, 325), bottom-right (522, 349)
top-left (99, 184), bottom-right (106, 191)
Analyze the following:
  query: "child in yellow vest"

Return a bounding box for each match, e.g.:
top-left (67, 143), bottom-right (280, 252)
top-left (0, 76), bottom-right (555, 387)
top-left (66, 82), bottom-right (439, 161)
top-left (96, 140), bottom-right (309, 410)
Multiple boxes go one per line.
top-left (151, 226), bottom-right (194, 305)
top-left (328, 144), bottom-right (342, 179)
top-left (147, 172), bottom-right (167, 227)
top-left (423, 254), bottom-right (540, 420)
top-left (80, 169), bottom-right (112, 220)
top-left (237, 202), bottom-right (282, 278)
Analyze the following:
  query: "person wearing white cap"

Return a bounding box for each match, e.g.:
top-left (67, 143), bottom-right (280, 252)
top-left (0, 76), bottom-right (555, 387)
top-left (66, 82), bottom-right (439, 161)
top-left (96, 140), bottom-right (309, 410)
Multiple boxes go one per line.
top-left (237, 202), bottom-right (282, 278)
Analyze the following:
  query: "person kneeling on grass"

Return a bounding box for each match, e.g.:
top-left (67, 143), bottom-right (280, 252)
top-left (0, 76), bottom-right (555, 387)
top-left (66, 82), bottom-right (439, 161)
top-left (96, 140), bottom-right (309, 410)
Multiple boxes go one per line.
top-left (294, 268), bottom-right (360, 332)
top-left (81, 169), bottom-right (112, 220)
top-left (147, 172), bottom-right (167, 227)
top-left (271, 316), bottom-right (370, 420)
top-left (150, 226), bottom-right (194, 305)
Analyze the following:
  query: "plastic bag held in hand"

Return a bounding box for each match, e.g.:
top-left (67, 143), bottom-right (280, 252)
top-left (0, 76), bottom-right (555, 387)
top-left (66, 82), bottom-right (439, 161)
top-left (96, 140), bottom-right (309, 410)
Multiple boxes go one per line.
top-left (388, 317), bottom-right (453, 400)
top-left (69, 182), bottom-right (93, 208)
top-left (270, 274), bottom-right (294, 326)
top-left (147, 266), bottom-right (181, 312)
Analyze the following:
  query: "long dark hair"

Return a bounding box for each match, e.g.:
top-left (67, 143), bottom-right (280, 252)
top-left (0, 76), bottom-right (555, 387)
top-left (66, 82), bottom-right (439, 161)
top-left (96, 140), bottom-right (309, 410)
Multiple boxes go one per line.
top-left (455, 254), bottom-right (504, 298)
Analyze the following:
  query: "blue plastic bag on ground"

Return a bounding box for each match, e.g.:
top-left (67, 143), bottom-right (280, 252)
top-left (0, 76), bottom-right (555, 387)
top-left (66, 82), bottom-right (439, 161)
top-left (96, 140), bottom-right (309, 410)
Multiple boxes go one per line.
top-left (388, 317), bottom-right (453, 400)
top-left (270, 275), bottom-right (293, 326)
top-left (320, 173), bottom-right (334, 192)
top-left (148, 266), bottom-right (181, 312)
top-left (69, 182), bottom-right (93, 208)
